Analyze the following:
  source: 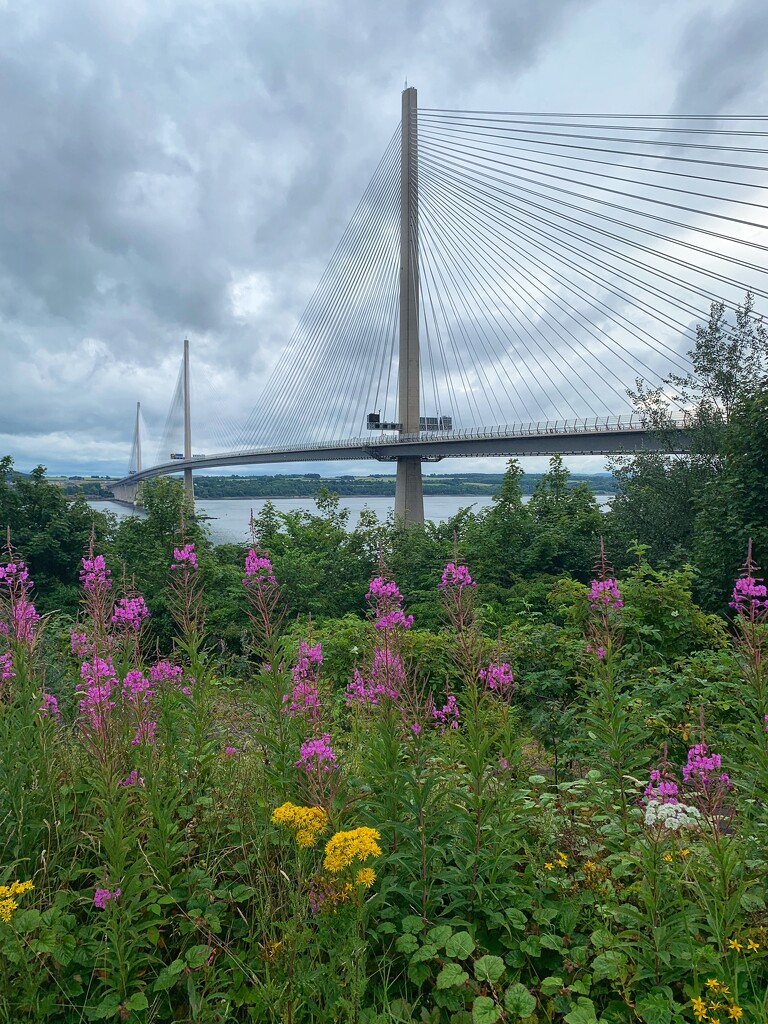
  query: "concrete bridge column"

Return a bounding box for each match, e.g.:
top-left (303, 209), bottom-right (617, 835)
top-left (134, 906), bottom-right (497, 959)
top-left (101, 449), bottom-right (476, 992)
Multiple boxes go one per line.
top-left (395, 86), bottom-right (424, 526)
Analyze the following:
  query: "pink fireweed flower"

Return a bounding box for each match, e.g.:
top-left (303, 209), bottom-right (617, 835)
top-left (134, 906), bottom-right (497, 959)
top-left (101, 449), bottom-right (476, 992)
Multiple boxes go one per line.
top-left (479, 661), bottom-right (516, 697)
top-left (224, 746), bottom-right (237, 757)
top-left (70, 631), bottom-right (93, 658)
top-left (131, 721), bottom-right (156, 746)
top-left (118, 769), bottom-right (144, 787)
top-left (0, 650), bottom-right (14, 683)
top-left (149, 659), bottom-right (191, 695)
top-left (284, 640), bottom-right (323, 719)
top-left (345, 649), bottom-right (405, 708)
top-left (296, 733), bottom-right (337, 774)
top-left (588, 577), bottom-right (623, 610)
top-left (0, 561), bottom-right (30, 588)
top-left (93, 887), bottom-right (121, 909)
top-left (80, 554), bottom-right (112, 592)
top-left (683, 742), bottom-right (730, 789)
top-left (111, 594), bottom-right (150, 631)
top-left (644, 768), bottom-right (679, 804)
top-left (243, 549), bottom-right (276, 587)
top-left (11, 599), bottom-right (40, 642)
top-left (284, 680), bottom-right (322, 719)
top-left (171, 543), bottom-right (198, 570)
top-left (439, 562), bottom-right (476, 590)
top-left (411, 721), bottom-right (422, 735)
top-left (121, 670), bottom-right (154, 705)
top-left (596, 646), bottom-right (607, 660)
top-left (432, 693), bottom-right (460, 733)
top-left (366, 576), bottom-right (414, 632)
top-left (39, 692), bottom-right (60, 718)
top-left (730, 572), bottom-right (768, 617)
top-left (77, 656), bottom-right (118, 730)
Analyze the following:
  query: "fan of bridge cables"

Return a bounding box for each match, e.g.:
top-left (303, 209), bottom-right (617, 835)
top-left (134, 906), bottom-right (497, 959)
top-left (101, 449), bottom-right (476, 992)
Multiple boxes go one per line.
top-left (232, 109), bottom-right (768, 452)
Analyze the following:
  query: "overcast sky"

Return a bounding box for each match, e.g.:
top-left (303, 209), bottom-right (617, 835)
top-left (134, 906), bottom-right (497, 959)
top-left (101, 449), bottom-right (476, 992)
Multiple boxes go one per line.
top-left (2, 0), bottom-right (767, 477)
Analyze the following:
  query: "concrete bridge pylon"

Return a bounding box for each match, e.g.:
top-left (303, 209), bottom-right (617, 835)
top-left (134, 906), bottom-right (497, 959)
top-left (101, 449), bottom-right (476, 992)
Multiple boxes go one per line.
top-left (394, 86), bottom-right (424, 527)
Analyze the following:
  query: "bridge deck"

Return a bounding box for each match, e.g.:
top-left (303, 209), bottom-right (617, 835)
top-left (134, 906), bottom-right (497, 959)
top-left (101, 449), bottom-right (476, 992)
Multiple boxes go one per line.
top-left (114, 418), bottom-right (689, 490)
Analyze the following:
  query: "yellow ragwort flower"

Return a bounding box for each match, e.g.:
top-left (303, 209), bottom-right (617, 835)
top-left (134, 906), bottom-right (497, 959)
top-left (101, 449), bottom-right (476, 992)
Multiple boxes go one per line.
top-left (747, 938), bottom-right (760, 951)
top-left (727, 1006), bottom-right (743, 1020)
top-left (691, 996), bottom-right (708, 1021)
top-left (544, 862), bottom-right (554, 871)
top-left (680, 848), bottom-right (691, 857)
top-left (663, 852), bottom-right (674, 862)
top-left (0, 880), bottom-right (34, 923)
top-left (706, 980), bottom-right (720, 991)
top-left (355, 868), bottom-right (376, 887)
top-left (271, 802), bottom-right (329, 847)
top-left (323, 827), bottom-right (382, 873)
top-left (727, 938), bottom-right (743, 953)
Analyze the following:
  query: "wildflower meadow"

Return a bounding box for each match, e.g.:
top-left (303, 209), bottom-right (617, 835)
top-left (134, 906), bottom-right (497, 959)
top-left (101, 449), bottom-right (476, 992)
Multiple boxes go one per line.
top-left (0, 521), bottom-right (767, 1024)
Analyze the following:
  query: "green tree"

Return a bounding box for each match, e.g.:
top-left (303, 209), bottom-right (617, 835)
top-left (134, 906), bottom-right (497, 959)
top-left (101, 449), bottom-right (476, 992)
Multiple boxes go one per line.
top-left (693, 383), bottom-right (768, 607)
top-left (0, 458), bottom-right (113, 612)
top-left (607, 293), bottom-right (768, 569)
top-left (524, 455), bottom-right (602, 578)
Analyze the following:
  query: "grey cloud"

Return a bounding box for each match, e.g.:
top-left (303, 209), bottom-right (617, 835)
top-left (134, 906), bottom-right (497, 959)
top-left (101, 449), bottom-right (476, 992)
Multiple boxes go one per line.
top-left (673, 0), bottom-right (768, 113)
top-left (1, 0), bottom-right (645, 474)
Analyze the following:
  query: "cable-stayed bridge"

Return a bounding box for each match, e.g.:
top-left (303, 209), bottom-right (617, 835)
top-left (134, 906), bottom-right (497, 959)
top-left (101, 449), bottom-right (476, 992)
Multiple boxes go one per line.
top-left (112, 89), bottom-right (768, 524)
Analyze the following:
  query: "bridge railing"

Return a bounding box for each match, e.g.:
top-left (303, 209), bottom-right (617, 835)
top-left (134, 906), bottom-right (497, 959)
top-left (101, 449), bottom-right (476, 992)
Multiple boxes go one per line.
top-left (230, 412), bottom-right (686, 455)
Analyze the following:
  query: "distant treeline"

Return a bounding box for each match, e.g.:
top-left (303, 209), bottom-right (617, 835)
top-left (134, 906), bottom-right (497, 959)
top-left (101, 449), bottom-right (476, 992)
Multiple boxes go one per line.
top-left (187, 472), bottom-right (617, 499)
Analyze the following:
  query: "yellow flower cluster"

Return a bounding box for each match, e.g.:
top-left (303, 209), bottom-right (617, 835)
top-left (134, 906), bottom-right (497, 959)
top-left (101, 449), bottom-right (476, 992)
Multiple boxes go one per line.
top-left (271, 802), bottom-right (329, 848)
top-left (323, 827), bottom-right (382, 873)
top-left (356, 867), bottom-right (376, 888)
top-left (691, 981), bottom-right (744, 1022)
top-left (663, 848), bottom-right (691, 862)
top-left (727, 935), bottom-right (760, 953)
top-left (544, 850), bottom-right (568, 872)
top-left (0, 879), bottom-right (34, 923)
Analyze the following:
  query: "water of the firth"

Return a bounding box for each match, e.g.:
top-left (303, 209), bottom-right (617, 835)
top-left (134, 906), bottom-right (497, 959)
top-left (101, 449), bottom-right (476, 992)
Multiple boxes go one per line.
top-left (88, 495), bottom-right (612, 547)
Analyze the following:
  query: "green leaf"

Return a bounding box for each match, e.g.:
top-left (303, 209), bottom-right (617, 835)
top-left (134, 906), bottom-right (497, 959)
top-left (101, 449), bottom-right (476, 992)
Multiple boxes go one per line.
top-left (185, 944), bottom-right (214, 969)
top-left (401, 914), bottom-right (423, 933)
top-left (436, 963), bottom-right (470, 990)
top-left (740, 890), bottom-right (766, 912)
top-left (13, 909), bottom-right (42, 931)
top-left (474, 955), bottom-right (505, 984)
top-left (504, 982), bottom-right (536, 1017)
top-left (153, 959), bottom-right (186, 992)
top-left (428, 924), bottom-right (453, 948)
top-left (396, 933), bottom-right (419, 954)
top-left (472, 996), bottom-right (501, 1024)
top-left (564, 997), bottom-right (599, 1024)
top-left (519, 936), bottom-right (541, 957)
top-left (445, 931), bottom-right (476, 960)
top-left (636, 993), bottom-right (671, 1024)
top-left (591, 950), bottom-right (628, 983)
top-left (539, 933), bottom-right (564, 951)
top-left (504, 908), bottom-right (527, 930)
top-left (84, 992), bottom-right (122, 1020)
top-left (410, 943), bottom-right (438, 964)
top-left (126, 993), bottom-right (149, 1011)
top-left (540, 976), bottom-right (564, 996)
top-left (407, 961), bottom-right (431, 986)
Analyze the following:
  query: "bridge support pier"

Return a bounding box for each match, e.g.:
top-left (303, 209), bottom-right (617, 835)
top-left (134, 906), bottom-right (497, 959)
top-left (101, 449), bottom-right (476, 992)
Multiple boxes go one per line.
top-left (395, 85), bottom-right (424, 526)
top-left (395, 457), bottom-right (424, 524)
